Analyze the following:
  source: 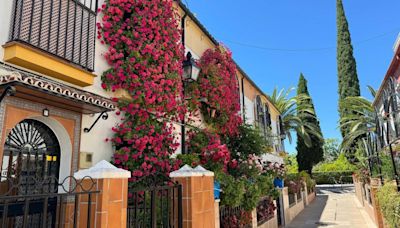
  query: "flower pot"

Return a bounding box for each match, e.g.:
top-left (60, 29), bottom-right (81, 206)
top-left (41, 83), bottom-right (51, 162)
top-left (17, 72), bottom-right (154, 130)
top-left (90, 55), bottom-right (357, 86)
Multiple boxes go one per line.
top-left (214, 181), bottom-right (221, 199)
top-left (274, 178), bottom-right (284, 188)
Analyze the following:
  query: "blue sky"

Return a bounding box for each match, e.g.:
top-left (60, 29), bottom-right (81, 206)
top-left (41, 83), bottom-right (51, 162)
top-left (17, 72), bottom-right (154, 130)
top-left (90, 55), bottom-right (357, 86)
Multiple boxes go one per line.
top-left (184, 0), bottom-right (400, 153)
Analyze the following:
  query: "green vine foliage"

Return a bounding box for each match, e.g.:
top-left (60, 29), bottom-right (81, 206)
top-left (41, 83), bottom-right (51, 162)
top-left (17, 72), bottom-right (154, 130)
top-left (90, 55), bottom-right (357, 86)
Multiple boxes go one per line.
top-left (219, 173), bottom-right (246, 207)
top-left (224, 124), bottom-right (269, 160)
top-left (299, 171), bottom-right (316, 192)
top-left (376, 184), bottom-right (400, 227)
top-left (176, 154), bottom-right (200, 167)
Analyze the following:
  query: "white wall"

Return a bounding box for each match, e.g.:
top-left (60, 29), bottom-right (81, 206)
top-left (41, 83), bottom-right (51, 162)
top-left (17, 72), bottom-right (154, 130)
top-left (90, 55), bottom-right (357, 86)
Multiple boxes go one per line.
top-left (244, 96), bottom-right (255, 125)
top-left (0, 1), bottom-right (14, 60)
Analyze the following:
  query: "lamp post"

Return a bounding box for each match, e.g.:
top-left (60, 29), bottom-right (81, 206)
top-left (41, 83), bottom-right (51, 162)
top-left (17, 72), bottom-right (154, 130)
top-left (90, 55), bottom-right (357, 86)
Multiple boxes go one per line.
top-left (181, 52), bottom-right (200, 154)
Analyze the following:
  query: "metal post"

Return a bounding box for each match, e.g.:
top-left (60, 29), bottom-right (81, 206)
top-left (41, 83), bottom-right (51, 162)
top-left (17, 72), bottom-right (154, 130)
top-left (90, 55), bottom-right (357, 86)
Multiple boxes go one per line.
top-left (181, 81), bottom-right (186, 154)
top-left (151, 190), bottom-right (156, 228)
top-left (177, 184), bottom-right (183, 228)
top-left (181, 14), bottom-right (187, 155)
top-left (388, 143), bottom-right (400, 191)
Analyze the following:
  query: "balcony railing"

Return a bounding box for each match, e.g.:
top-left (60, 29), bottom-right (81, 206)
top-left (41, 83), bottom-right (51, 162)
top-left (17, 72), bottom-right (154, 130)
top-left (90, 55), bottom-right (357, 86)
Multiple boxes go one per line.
top-left (9, 0), bottom-right (97, 71)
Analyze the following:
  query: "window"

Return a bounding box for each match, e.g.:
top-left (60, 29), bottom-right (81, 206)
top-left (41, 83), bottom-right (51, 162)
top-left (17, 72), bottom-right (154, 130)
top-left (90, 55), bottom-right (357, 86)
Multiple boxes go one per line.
top-left (9, 0), bottom-right (97, 71)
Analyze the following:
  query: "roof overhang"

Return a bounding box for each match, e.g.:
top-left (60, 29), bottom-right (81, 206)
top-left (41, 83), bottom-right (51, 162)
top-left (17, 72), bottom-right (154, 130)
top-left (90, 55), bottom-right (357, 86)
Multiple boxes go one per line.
top-left (0, 63), bottom-right (115, 114)
top-left (373, 39), bottom-right (400, 106)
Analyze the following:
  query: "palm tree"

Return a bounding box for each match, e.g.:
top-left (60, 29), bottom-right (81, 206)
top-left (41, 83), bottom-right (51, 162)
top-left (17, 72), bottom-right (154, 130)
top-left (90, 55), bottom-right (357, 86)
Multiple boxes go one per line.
top-left (268, 87), bottom-right (322, 147)
top-left (339, 86), bottom-right (376, 152)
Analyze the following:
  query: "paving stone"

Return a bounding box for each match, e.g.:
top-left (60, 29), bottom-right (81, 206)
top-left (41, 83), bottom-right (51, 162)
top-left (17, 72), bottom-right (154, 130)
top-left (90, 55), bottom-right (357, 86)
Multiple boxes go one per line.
top-left (286, 186), bottom-right (376, 228)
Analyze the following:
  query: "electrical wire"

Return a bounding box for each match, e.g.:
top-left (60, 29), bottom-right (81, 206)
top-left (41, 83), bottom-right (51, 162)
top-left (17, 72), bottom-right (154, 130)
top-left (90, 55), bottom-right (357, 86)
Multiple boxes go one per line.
top-left (221, 28), bottom-right (400, 53)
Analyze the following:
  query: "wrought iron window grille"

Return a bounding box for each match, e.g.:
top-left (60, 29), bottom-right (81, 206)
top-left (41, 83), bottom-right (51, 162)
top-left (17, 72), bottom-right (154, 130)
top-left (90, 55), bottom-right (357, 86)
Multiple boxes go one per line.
top-left (9, 0), bottom-right (98, 71)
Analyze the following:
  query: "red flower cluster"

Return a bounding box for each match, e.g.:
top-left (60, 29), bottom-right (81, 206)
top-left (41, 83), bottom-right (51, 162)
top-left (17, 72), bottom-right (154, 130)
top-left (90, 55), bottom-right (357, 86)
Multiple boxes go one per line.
top-left (200, 133), bottom-right (231, 172)
top-left (195, 47), bottom-right (242, 136)
top-left (98, 0), bottom-right (184, 183)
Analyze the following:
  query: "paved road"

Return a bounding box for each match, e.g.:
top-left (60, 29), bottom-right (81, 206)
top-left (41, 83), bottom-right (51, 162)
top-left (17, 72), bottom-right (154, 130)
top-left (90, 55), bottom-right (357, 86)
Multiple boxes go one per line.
top-left (286, 185), bottom-right (376, 228)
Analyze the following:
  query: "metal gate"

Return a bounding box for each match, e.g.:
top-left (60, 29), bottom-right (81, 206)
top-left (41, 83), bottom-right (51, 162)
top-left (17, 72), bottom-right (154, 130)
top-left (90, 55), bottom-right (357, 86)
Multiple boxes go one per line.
top-left (0, 175), bottom-right (99, 227)
top-left (0, 119), bottom-right (99, 227)
top-left (127, 175), bottom-right (183, 228)
top-left (2, 119), bottom-right (61, 181)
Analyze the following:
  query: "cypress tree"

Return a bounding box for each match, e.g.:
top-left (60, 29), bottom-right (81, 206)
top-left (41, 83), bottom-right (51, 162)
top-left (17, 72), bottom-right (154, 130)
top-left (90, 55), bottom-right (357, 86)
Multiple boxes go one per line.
top-left (337, 0), bottom-right (360, 137)
top-left (296, 74), bottom-right (324, 174)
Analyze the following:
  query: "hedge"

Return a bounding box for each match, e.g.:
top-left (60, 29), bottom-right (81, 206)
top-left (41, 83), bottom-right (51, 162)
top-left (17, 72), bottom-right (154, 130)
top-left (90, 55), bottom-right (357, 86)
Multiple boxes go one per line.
top-left (376, 184), bottom-right (400, 227)
top-left (311, 171), bottom-right (354, 184)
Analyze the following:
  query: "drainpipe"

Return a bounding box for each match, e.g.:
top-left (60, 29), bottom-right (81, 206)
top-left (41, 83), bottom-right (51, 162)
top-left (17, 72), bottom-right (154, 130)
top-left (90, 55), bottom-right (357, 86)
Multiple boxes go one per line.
top-left (241, 77), bottom-right (245, 121)
top-left (181, 13), bottom-right (187, 154)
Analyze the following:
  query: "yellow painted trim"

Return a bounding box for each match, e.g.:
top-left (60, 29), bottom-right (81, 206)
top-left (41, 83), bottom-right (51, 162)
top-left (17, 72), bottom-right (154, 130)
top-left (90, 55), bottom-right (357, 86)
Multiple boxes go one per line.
top-left (3, 42), bottom-right (95, 87)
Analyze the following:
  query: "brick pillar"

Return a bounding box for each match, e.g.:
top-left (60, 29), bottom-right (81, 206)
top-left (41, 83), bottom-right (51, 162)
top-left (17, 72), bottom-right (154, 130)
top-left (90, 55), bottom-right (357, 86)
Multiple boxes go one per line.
top-left (74, 160), bottom-right (131, 228)
top-left (170, 165), bottom-right (215, 228)
top-left (370, 180), bottom-right (384, 228)
top-left (304, 182), bottom-right (309, 206)
top-left (214, 200), bottom-right (220, 228)
top-left (251, 208), bottom-right (257, 228)
top-left (282, 187), bottom-right (290, 225)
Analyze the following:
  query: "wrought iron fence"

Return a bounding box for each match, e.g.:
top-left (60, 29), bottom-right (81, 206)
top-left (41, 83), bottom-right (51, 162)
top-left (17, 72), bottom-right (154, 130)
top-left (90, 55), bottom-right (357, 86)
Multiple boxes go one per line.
top-left (127, 183), bottom-right (182, 228)
top-left (9, 0), bottom-right (97, 71)
top-left (288, 194), bottom-right (296, 207)
top-left (220, 206), bottom-right (252, 228)
top-left (0, 175), bottom-right (99, 227)
top-left (296, 192), bottom-right (302, 203)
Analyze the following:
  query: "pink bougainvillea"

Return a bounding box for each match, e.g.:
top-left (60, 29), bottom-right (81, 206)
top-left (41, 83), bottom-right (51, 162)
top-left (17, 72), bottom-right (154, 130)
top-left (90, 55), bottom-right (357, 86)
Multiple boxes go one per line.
top-left (190, 47), bottom-right (242, 136)
top-left (199, 133), bottom-right (231, 172)
top-left (98, 0), bottom-right (184, 184)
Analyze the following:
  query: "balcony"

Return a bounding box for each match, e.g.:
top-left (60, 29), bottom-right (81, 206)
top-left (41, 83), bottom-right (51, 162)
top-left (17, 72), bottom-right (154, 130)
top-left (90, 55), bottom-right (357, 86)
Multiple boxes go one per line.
top-left (4, 0), bottom-right (97, 86)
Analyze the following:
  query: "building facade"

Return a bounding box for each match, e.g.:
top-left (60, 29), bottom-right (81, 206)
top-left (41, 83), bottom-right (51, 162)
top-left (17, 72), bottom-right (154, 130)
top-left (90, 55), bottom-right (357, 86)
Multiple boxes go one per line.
top-left (0, 0), bottom-right (285, 187)
top-left (373, 34), bottom-right (400, 179)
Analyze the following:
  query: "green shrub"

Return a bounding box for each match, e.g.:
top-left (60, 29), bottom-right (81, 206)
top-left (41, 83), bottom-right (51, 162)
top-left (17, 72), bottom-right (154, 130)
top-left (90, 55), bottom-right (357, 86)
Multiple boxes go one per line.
top-left (284, 154), bottom-right (299, 173)
top-left (299, 171), bottom-right (316, 191)
top-left (313, 153), bottom-right (356, 172)
top-left (219, 173), bottom-right (245, 207)
top-left (311, 171), bottom-right (353, 184)
top-left (285, 173), bottom-right (303, 194)
top-left (376, 184), bottom-right (400, 228)
top-left (176, 153), bottom-right (200, 166)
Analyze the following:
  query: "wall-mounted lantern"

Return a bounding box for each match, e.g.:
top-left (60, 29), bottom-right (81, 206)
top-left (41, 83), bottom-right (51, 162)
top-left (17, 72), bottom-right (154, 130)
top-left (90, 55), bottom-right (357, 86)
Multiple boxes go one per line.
top-left (182, 52), bottom-right (200, 82)
top-left (42, 108), bottom-right (50, 117)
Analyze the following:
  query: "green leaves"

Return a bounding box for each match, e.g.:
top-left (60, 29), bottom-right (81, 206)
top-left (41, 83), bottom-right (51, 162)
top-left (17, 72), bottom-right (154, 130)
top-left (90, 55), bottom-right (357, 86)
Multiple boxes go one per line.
top-left (337, 0), bottom-right (361, 137)
top-left (296, 74), bottom-right (324, 173)
top-left (339, 95), bottom-right (375, 152)
top-left (268, 87), bottom-right (322, 147)
top-left (376, 184), bottom-right (400, 227)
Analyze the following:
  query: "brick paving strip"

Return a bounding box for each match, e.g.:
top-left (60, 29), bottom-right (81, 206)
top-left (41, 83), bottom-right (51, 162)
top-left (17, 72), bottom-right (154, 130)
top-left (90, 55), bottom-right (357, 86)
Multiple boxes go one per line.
top-left (286, 186), bottom-right (377, 228)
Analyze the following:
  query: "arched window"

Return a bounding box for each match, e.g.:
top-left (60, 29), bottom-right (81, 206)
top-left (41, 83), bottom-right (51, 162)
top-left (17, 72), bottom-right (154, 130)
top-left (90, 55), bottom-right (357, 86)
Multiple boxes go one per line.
top-left (278, 115), bottom-right (286, 140)
top-left (256, 95), bottom-right (266, 136)
top-left (264, 103), bottom-right (271, 129)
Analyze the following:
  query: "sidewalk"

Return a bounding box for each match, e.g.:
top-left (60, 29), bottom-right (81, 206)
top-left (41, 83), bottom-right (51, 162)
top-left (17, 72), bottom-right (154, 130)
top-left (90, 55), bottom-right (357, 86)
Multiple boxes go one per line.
top-left (286, 187), bottom-right (376, 228)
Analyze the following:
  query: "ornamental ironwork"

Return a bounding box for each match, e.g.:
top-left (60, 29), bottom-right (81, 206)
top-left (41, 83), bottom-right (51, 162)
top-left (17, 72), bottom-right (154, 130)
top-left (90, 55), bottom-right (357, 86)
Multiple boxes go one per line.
top-left (3, 119), bottom-right (61, 184)
top-left (9, 0), bottom-right (98, 71)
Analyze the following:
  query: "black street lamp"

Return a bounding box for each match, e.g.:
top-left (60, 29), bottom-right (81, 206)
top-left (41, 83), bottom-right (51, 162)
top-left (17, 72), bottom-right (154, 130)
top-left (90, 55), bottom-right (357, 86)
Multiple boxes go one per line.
top-left (181, 52), bottom-right (200, 154)
top-left (182, 52), bottom-right (200, 82)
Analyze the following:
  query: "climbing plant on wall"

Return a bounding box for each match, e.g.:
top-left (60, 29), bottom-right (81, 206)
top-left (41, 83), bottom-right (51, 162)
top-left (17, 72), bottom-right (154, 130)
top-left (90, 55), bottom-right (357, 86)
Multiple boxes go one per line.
top-left (187, 47), bottom-right (242, 136)
top-left (98, 0), bottom-right (185, 186)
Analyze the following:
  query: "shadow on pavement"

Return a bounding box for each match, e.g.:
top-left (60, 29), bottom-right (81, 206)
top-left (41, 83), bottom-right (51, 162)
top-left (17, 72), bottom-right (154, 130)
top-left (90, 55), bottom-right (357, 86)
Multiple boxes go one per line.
top-left (317, 184), bottom-right (355, 195)
top-left (286, 194), bottom-right (329, 228)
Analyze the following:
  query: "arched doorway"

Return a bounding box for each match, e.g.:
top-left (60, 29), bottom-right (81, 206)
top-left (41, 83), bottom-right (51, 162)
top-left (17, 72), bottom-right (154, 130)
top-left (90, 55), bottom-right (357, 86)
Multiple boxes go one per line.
top-left (2, 119), bottom-right (61, 192)
top-left (0, 119), bottom-right (61, 227)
